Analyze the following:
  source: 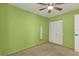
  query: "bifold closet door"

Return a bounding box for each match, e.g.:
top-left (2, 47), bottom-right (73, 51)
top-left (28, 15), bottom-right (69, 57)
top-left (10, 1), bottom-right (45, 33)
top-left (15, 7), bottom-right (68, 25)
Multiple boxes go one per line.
top-left (49, 20), bottom-right (63, 45)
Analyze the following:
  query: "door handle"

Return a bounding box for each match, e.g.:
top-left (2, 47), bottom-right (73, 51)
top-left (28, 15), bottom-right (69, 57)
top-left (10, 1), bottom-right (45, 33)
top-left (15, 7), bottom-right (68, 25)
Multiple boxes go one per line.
top-left (75, 34), bottom-right (78, 36)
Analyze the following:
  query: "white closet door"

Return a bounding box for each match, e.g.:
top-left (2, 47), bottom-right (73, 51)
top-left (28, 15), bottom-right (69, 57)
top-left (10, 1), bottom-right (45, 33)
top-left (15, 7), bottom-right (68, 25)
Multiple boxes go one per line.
top-left (49, 22), bottom-right (55, 42)
top-left (52, 22), bottom-right (57, 43)
top-left (49, 20), bottom-right (63, 45)
top-left (56, 20), bottom-right (63, 45)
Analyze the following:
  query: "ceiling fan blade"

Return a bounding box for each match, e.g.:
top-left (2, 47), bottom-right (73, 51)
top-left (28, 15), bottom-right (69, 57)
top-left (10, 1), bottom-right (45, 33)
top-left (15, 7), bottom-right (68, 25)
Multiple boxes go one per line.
top-left (48, 10), bottom-right (51, 13)
top-left (48, 3), bottom-right (50, 6)
top-left (39, 8), bottom-right (47, 11)
top-left (37, 3), bottom-right (47, 5)
top-left (48, 3), bottom-right (53, 6)
top-left (55, 3), bottom-right (64, 5)
top-left (54, 7), bottom-right (62, 11)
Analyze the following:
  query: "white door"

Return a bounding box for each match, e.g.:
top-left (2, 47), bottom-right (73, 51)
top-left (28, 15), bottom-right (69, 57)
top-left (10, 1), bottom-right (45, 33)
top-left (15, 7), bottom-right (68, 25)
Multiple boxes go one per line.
top-left (75, 15), bottom-right (79, 52)
top-left (49, 20), bottom-right (63, 45)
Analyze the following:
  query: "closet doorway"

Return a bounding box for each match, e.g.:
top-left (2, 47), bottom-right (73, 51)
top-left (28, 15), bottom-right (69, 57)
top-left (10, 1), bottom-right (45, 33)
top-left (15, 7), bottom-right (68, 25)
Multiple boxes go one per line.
top-left (49, 20), bottom-right (63, 45)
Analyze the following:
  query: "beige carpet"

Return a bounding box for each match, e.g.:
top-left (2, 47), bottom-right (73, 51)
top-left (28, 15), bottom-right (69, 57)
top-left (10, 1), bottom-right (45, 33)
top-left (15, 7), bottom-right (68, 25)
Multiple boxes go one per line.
top-left (9, 43), bottom-right (79, 56)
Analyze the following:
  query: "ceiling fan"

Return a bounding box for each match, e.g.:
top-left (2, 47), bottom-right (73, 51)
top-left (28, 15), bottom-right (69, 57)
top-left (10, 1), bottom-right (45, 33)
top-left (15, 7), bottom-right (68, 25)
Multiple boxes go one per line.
top-left (37, 3), bottom-right (64, 13)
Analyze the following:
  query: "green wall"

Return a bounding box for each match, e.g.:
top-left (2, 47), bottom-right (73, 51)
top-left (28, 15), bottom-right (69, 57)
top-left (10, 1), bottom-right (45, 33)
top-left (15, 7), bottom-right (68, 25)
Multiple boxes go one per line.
top-left (0, 4), bottom-right (9, 55)
top-left (51, 9), bottom-right (79, 49)
top-left (0, 4), bottom-right (49, 55)
top-left (1, 3), bottom-right (79, 56)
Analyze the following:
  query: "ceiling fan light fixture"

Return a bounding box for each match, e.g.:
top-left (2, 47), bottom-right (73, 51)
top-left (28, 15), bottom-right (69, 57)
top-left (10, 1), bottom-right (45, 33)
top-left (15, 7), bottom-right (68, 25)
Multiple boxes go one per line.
top-left (47, 6), bottom-right (53, 10)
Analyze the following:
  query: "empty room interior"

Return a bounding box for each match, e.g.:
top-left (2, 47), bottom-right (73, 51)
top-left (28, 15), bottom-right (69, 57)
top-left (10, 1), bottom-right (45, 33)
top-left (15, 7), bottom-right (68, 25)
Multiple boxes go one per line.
top-left (1, 3), bottom-right (79, 56)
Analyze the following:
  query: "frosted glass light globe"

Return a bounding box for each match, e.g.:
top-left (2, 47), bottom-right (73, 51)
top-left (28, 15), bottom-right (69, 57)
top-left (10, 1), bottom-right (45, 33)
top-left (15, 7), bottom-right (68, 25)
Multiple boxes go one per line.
top-left (48, 6), bottom-right (53, 9)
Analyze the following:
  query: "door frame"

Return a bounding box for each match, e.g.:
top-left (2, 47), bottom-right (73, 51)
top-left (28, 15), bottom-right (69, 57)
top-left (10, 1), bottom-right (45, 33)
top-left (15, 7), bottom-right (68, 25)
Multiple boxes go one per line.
top-left (74, 14), bottom-right (79, 52)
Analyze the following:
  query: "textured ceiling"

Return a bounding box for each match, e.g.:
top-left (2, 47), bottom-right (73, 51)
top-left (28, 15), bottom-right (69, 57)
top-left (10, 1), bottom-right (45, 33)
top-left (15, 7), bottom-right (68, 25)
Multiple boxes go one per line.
top-left (10, 3), bottom-right (79, 18)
